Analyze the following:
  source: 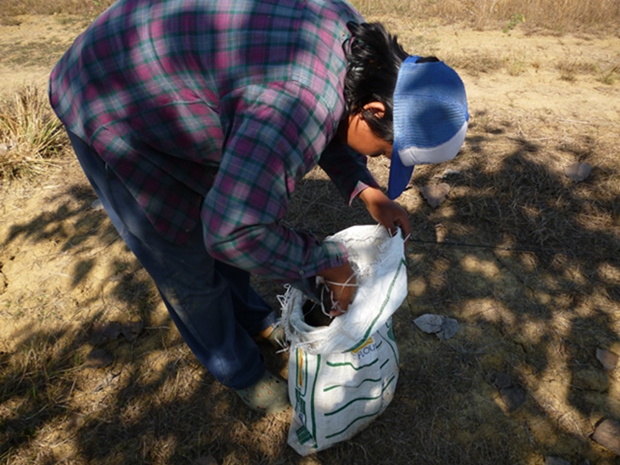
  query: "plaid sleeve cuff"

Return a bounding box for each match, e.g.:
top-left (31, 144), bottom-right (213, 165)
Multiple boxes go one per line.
top-left (288, 238), bottom-right (348, 299)
top-left (348, 181), bottom-right (375, 205)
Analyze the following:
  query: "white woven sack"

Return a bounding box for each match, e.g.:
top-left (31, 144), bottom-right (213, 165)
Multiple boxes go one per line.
top-left (280, 224), bottom-right (407, 455)
top-left (281, 224), bottom-right (408, 355)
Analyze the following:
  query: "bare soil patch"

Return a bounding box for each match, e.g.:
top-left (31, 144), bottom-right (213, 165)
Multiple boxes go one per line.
top-left (1, 15), bottom-right (620, 465)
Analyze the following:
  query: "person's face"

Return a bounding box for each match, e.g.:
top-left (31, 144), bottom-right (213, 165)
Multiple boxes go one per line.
top-left (343, 102), bottom-right (393, 159)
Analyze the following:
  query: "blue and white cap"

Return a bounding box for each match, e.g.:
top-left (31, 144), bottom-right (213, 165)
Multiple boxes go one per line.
top-left (388, 56), bottom-right (469, 200)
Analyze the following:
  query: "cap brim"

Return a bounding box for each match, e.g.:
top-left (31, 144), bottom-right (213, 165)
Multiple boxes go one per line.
top-left (387, 121), bottom-right (468, 200)
top-left (387, 143), bottom-right (415, 200)
top-left (387, 56), bottom-right (469, 201)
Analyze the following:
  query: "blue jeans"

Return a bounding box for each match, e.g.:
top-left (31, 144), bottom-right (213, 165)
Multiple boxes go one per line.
top-left (67, 130), bottom-right (274, 390)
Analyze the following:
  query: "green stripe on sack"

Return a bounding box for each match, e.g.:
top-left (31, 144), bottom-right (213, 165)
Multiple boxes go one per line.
top-left (296, 425), bottom-right (313, 444)
top-left (325, 359), bottom-right (378, 371)
top-left (346, 259), bottom-right (407, 352)
top-left (323, 376), bottom-right (396, 417)
top-left (323, 377), bottom-right (382, 392)
top-left (324, 409), bottom-right (382, 439)
top-left (310, 354), bottom-right (321, 442)
top-left (324, 394), bottom-right (385, 416)
top-left (324, 375), bottom-right (396, 416)
top-left (383, 374), bottom-right (396, 392)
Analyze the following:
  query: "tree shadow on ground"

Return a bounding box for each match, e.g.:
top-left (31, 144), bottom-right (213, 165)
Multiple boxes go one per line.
top-left (1, 115), bottom-right (620, 464)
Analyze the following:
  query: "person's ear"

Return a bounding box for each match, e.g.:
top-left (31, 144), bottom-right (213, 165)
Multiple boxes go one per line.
top-left (361, 101), bottom-right (386, 118)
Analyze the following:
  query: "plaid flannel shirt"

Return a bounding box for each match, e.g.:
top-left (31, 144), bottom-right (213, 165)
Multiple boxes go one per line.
top-left (49, 0), bottom-right (380, 286)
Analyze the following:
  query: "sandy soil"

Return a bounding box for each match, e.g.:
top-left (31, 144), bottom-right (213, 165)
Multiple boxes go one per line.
top-left (1, 14), bottom-right (620, 465)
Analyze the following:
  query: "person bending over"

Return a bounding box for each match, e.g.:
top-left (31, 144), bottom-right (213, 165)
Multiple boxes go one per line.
top-left (49, 0), bottom-right (468, 414)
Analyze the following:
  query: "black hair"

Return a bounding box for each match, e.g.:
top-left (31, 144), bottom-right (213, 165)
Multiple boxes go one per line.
top-left (343, 22), bottom-right (408, 142)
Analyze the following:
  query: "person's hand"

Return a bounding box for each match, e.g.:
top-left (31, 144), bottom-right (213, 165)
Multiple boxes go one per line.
top-left (317, 261), bottom-right (357, 316)
top-left (359, 186), bottom-right (410, 245)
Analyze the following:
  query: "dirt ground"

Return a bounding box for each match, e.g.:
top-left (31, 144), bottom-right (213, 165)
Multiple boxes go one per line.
top-left (1, 14), bottom-right (620, 465)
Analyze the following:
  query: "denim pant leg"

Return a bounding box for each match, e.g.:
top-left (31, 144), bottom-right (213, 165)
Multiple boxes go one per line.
top-left (67, 130), bottom-right (274, 390)
top-left (214, 260), bottom-right (277, 334)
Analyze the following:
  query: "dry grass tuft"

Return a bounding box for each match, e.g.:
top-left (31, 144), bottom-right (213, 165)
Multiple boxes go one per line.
top-left (556, 60), bottom-right (599, 82)
top-left (0, 0), bottom-right (115, 17)
top-left (441, 51), bottom-right (505, 77)
top-left (598, 64), bottom-right (620, 85)
top-left (0, 85), bottom-right (67, 180)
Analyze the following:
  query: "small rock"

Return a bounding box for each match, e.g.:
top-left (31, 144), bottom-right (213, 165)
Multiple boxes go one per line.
top-left (591, 418), bottom-right (620, 455)
top-left (492, 373), bottom-right (527, 412)
top-left (545, 456), bottom-right (571, 465)
top-left (121, 321), bottom-right (145, 342)
top-left (500, 385), bottom-right (527, 412)
top-left (420, 183), bottom-right (451, 208)
top-left (413, 314), bottom-right (460, 340)
top-left (89, 321), bottom-right (121, 345)
top-left (438, 317), bottom-right (459, 340)
top-left (414, 314), bottom-right (444, 334)
top-left (90, 199), bottom-right (104, 211)
top-left (493, 373), bottom-right (513, 389)
top-left (84, 348), bottom-right (114, 368)
top-left (596, 348), bottom-right (619, 371)
top-left (565, 162), bottom-right (592, 182)
top-left (441, 168), bottom-right (461, 178)
top-left (0, 143), bottom-right (12, 157)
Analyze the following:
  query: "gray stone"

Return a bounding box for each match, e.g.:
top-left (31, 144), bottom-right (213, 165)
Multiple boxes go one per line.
top-left (493, 373), bottom-right (513, 389)
top-left (414, 314), bottom-right (444, 334)
top-left (120, 321), bottom-right (145, 342)
top-left (591, 418), bottom-right (620, 455)
top-left (0, 143), bottom-right (12, 157)
top-left (596, 348), bottom-right (619, 371)
top-left (414, 314), bottom-right (460, 340)
top-left (420, 183), bottom-right (451, 208)
top-left (500, 385), bottom-right (527, 412)
top-left (84, 348), bottom-right (114, 369)
top-left (90, 199), bottom-right (104, 211)
top-left (89, 321), bottom-right (121, 345)
top-left (565, 162), bottom-right (592, 182)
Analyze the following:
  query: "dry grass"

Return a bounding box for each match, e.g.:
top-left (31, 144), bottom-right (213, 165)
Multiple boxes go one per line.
top-left (1, 0), bottom-right (619, 33)
top-left (3, 105), bottom-right (620, 464)
top-left (556, 60), bottom-right (599, 82)
top-left (0, 40), bottom-right (73, 69)
top-left (352, 0), bottom-right (620, 33)
top-left (0, 86), bottom-right (67, 180)
top-left (0, 0), bottom-right (115, 18)
top-left (1, 2), bottom-right (620, 465)
top-left (599, 64), bottom-right (620, 85)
